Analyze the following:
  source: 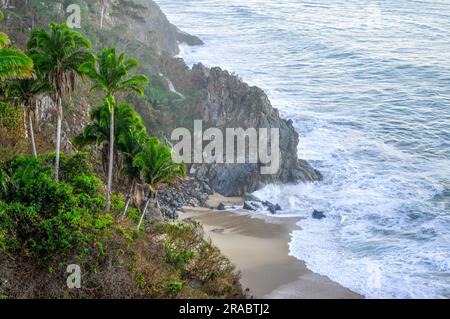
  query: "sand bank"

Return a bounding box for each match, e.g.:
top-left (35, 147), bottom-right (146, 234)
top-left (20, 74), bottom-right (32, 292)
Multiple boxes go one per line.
top-left (182, 197), bottom-right (361, 299)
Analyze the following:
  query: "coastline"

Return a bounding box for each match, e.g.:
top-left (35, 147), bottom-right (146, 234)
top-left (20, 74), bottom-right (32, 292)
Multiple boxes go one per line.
top-left (181, 195), bottom-right (362, 299)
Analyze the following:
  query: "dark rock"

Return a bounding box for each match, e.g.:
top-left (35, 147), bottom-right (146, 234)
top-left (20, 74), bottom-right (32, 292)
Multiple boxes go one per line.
top-left (175, 29), bottom-right (204, 46)
top-left (143, 199), bottom-right (163, 223)
top-left (312, 210), bottom-right (326, 220)
top-left (263, 201), bottom-right (277, 215)
top-left (217, 203), bottom-right (226, 211)
top-left (243, 202), bottom-right (257, 211)
top-left (202, 183), bottom-right (214, 195)
top-left (250, 201), bottom-right (264, 209)
top-left (188, 278), bottom-right (203, 290)
top-left (186, 65), bottom-right (323, 197)
top-left (243, 193), bottom-right (262, 203)
top-left (158, 178), bottom-right (214, 220)
top-left (275, 204), bottom-right (282, 211)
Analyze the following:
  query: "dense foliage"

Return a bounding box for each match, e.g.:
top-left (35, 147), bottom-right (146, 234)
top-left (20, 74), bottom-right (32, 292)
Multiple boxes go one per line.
top-left (0, 153), bottom-right (114, 261)
top-left (0, 153), bottom-right (243, 299)
top-left (78, 46), bottom-right (148, 210)
top-left (0, 4), bottom-right (244, 300)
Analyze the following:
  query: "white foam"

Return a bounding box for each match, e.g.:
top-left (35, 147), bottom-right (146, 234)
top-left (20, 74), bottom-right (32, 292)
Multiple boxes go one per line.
top-left (252, 121), bottom-right (450, 298)
top-left (158, 0), bottom-right (450, 298)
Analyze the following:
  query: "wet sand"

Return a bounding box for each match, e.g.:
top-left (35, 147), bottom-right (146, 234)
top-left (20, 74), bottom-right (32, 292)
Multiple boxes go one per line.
top-left (182, 199), bottom-right (361, 299)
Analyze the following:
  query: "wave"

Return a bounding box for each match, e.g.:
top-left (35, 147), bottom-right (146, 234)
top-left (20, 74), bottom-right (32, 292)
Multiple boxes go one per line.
top-left (157, 0), bottom-right (450, 298)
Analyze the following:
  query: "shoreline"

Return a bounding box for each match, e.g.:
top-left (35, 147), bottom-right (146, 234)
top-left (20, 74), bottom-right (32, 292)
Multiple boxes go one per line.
top-left (181, 195), bottom-right (362, 299)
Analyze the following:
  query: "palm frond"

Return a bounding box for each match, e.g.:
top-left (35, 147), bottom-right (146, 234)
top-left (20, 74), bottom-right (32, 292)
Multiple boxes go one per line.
top-left (81, 47), bottom-right (149, 97)
top-left (27, 23), bottom-right (92, 97)
top-left (134, 137), bottom-right (186, 190)
top-left (0, 32), bottom-right (10, 48)
top-left (0, 48), bottom-right (34, 80)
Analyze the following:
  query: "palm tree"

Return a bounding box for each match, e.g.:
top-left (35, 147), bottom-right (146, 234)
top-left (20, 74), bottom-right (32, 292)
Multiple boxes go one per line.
top-left (133, 138), bottom-right (186, 229)
top-left (8, 72), bottom-right (52, 157)
top-left (119, 127), bottom-right (148, 219)
top-left (75, 102), bottom-right (148, 215)
top-left (75, 102), bottom-right (145, 172)
top-left (0, 15), bottom-right (34, 80)
top-left (79, 47), bottom-right (148, 211)
top-left (27, 22), bottom-right (93, 179)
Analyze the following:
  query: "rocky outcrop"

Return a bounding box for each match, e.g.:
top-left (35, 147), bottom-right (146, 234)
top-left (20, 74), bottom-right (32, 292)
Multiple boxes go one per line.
top-left (99, 1), bottom-right (322, 198)
top-left (32, 92), bottom-right (92, 153)
top-left (4, 0), bottom-right (321, 201)
top-left (183, 64), bottom-right (322, 196)
top-left (130, 0), bottom-right (203, 55)
top-left (312, 210), bottom-right (326, 219)
top-left (158, 178), bottom-right (213, 219)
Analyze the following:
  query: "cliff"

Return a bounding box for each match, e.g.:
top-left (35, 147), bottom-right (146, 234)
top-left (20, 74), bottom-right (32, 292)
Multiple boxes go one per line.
top-left (1, 0), bottom-right (322, 198)
top-left (152, 58), bottom-right (323, 196)
top-left (191, 65), bottom-right (322, 196)
top-left (126, 0), bottom-right (204, 55)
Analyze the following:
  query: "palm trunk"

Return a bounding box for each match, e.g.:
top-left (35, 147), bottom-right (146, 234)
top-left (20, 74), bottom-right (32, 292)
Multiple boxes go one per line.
top-left (55, 97), bottom-right (62, 180)
top-left (21, 102), bottom-right (28, 139)
top-left (100, 5), bottom-right (105, 29)
top-left (29, 109), bottom-right (37, 158)
top-left (121, 180), bottom-right (135, 219)
top-left (106, 106), bottom-right (114, 211)
top-left (137, 195), bottom-right (151, 230)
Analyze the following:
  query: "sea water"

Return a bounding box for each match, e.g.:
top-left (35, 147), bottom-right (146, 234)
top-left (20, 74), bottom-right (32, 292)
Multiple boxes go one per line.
top-left (156, 0), bottom-right (450, 298)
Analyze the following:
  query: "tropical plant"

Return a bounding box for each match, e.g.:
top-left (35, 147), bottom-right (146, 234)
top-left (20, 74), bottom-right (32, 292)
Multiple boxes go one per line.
top-left (79, 47), bottom-right (148, 211)
top-left (75, 102), bottom-right (145, 171)
top-left (133, 138), bottom-right (186, 229)
top-left (75, 102), bottom-right (148, 217)
top-left (8, 71), bottom-right (53, 157)
top-left (0, 154), bottom-right (114, 262)
top-left (118, 127), bottom-right (148, 219)
top-left (0, 16), bottom-right (34, 80)
top-left (27, 22), bottom-right (93, 179)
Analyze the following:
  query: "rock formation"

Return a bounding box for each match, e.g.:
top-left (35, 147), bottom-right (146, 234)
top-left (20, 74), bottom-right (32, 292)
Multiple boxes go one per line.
top-left (162, 63), bottom-right (323, 196)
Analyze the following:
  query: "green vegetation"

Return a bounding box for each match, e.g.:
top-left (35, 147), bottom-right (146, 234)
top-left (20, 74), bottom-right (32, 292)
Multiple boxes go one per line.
top-left (7, 70), bottom-right (52, 157)
top-left (75, 102), bottom-right (149, 219)
top-left (78, 47), bottom-right (148, 211)
top-left (0, 153), bottom-right (112, 262)
top-left (134, 137), bottom-right (186, 229)
top-left (0, 4), bottom-right (244, 300)
top-left (27, 22), bottom-right (93, 180)
top-left (0, 154), bottom-right (243, 299)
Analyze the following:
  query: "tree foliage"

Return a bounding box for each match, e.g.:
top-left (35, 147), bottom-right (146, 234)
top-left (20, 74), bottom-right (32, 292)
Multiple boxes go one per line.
top-left (0, 153), bottom-right (113, 262)
top-left (134, 137), bottom-right (186, 192)
top-left (27, 22), bottom-right (93, 99)
top-left (0, 32), bottom-right (34, 80)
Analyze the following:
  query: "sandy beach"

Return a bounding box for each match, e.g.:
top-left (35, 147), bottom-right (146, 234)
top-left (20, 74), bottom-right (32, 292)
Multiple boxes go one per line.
top-left (182, 196), bottom-right (361, 299)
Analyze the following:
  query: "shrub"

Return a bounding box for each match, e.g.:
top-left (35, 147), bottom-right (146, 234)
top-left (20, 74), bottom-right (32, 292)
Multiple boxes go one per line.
top-left (0, 154), bottom-right (245, 299)
top-left (162, 239), bottom-right (195, 268)
top-left (153, 221), bottom-right (244, 298)
top-left (0, 154), bottom-right (113, 262)
top-left (0, 102), bottom-right (22, 129)
top-left (167, 281), bottom-right (184, 293)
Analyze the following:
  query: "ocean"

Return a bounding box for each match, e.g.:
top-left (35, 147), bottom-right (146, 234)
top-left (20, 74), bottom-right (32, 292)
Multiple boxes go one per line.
top-left (155, 0), bottom-right (450, 298)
